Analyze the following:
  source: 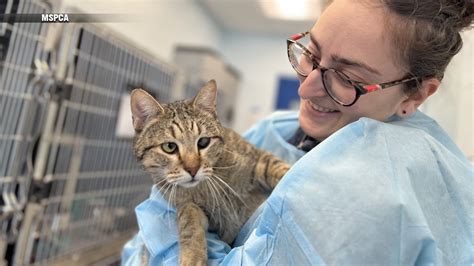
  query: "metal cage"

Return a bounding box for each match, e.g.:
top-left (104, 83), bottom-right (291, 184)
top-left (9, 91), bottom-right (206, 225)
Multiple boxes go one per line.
top-left (16, 24), bottom-right (178, 264)
top-left (1, 0), bottom-right (52, 263)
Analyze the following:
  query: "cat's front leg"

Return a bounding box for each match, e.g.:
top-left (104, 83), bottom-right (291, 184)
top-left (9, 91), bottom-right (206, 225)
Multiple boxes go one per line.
top-left (177, 202), bottom-right (209, 266)
top-left (254, 152), bottom-right (291, 190)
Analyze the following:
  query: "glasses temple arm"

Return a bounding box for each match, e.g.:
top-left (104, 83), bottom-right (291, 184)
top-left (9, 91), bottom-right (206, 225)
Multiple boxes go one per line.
top-left (290, 32), bottom-right (309, 41)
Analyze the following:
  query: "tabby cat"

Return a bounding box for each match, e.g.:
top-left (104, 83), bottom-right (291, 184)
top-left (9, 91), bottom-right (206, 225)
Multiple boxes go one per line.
top-left (130, 80), bottom-right (290, 265)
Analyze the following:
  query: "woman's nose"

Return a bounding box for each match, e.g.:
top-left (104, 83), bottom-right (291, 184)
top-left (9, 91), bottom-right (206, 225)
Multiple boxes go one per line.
top-left (297, 69), bottom-right (327, 99)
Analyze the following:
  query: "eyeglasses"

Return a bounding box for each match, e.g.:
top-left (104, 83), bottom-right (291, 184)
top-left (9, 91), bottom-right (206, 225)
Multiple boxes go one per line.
top-left (287, 31), bottom-right (420, 106)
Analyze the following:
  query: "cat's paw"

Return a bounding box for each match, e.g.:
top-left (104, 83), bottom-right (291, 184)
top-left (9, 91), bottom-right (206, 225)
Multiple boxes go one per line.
top-left (275, 163), bottom-right (291, 179)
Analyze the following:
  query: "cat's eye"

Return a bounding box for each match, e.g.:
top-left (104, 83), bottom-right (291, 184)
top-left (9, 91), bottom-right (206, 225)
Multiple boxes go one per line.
top-left (161, 142), bottom-right (178, 154)
top-left (197, 137), bottom-right (211, 149)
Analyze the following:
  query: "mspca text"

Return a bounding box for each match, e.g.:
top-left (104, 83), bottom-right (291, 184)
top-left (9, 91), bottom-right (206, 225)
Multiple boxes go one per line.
top-left (41, 13), bottom-right (69, 22)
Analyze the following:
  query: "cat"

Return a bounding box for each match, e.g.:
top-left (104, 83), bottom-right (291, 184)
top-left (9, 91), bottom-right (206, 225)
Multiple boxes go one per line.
top-left (130, 80), bottom-right (290, 266)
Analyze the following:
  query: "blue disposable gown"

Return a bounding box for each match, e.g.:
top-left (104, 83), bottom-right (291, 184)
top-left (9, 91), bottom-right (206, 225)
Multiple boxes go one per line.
top-left (122, 111), bottom-right (473, 265)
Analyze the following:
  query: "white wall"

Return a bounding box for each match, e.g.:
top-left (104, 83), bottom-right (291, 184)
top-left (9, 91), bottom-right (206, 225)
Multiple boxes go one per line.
top-left (219, 31), bottom-right (300, 133)
top-left (420, 30), bottom-right (473, 160)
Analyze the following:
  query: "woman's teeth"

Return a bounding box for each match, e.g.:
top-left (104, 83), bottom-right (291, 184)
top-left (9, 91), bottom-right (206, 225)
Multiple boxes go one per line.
top-left (309, 101), bottom-right (337, 113)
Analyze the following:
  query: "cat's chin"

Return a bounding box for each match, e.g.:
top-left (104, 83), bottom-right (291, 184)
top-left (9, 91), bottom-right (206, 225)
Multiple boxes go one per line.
top-left (178, 180), bottom-right (201, 188)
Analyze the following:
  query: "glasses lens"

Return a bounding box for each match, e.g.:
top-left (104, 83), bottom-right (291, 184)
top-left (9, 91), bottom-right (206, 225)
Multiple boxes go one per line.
top-left (323, 69), bottom-right (357, 105)
top-left (289, 42), bottom-right (314, 76)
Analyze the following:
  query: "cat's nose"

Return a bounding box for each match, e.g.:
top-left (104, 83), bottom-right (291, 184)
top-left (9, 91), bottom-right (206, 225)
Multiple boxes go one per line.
top-left (185, 166), bottom-right (199, 177)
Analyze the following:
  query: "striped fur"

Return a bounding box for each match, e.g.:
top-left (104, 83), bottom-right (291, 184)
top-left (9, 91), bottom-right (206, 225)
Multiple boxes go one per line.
top-left (131, 80), bottom-right (290, 265)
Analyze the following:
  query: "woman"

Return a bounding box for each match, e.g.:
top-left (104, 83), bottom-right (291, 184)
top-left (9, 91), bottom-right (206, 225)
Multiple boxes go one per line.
top-left (123, 0), bottom-right (473, 264)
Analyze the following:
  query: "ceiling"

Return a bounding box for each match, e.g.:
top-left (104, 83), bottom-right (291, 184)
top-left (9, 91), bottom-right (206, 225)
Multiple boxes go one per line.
top-left (198, 0), bottom-right (318, 36)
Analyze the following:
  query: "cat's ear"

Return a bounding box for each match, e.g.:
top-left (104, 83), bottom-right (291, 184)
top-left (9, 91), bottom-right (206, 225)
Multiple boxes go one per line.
top-left (193, 79), bottom-right (217, 113)
top-left (130, 89), bottom-right (164, 131)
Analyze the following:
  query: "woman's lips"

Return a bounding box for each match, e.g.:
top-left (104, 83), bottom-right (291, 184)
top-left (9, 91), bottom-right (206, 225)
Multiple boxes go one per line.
top-left (305, 100), bottom-right (340, 117)
top-left (308, 100), bottom-right (337, 113)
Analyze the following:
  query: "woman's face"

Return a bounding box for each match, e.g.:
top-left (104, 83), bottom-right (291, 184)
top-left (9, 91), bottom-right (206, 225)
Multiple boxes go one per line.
top-left (298, 0), bottom-right (409, 141)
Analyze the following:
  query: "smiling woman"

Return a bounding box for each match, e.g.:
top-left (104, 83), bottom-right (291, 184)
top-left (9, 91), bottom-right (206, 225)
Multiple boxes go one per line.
top-left (295, 0), bottom-right (444, 141)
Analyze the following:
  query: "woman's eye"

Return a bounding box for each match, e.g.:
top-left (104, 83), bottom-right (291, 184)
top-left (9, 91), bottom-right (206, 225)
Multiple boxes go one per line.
top-left (339, 69), bottom-right (367, 84)
top-left (335, 72), bottom-right (355, 87)
top-left (161, 142), bottom-right (177, 154)
top-left (197, 137), bottom-right (211, 149)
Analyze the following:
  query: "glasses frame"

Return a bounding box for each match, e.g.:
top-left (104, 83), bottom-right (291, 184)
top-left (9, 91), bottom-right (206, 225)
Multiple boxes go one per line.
top-left (287, 31), bottom-right (420, 106)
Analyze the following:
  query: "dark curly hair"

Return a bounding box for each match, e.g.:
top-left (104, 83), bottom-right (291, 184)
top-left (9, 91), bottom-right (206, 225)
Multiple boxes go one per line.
top-left (380, 0), bottom-right (474, 94)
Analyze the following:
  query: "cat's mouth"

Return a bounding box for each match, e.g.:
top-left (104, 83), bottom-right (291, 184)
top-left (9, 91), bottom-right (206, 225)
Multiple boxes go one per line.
top-left (179, 179), bottom-right (201, 188)
top-left (168, 171), bottom-right (207, 188)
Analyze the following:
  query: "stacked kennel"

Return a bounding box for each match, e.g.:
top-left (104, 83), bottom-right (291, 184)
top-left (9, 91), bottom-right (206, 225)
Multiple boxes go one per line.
top-left (1, 0), bottom-right (179, 264)
top-left (0, 0), bottom-right (52, 264)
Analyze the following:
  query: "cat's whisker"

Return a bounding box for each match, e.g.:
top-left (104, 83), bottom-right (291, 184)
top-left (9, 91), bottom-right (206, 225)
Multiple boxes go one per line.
top-left (170, 184), bottom-right (178, 217)
top-left (209, 179), bottom-right (224, 216)
top-left (170, 184), bottom-right (175, 206)
top-left (173, 184), bottom-right (179, 206)
top-left (169, 183), bottom-right (178, 206)
top-left (167, 190), bottom-right (173, 228)
top-left (209, 175), bottom-right (236, 211)
top-left (204, 179), bottom-right (218, 214)
top-left (206, 177), bottom-right (222, 208)
top-left (212, 163), bottom-right (238, 170)
top-left (155, 178), bottom-right (168, 188)
top-left (155, 182), bottom-right (173, 226)
top-left (222, 148), bottom-right (240, 159)
top-left (207, 177), bottom-right (230, 231)
top-left (161, 182), bottom-right (174, 209)
top-left (161, 181), bottom-right (172, 196)
top-left (207, 176), bottom-right (225, 208)
top-left (211, 174), bottom-right (249, 210)
top-left (145, 186), bottom-right (168, 213)
top-left (158, 182), bottom-right (166, 191)
top-left (159, 183), bottom-right (171, 201)
top-left (156, 182), bottom-right (169, 198)
top-left (210, 180), bottom-right (238, 224)
top-left (205, 179), bottom-right (217, 213)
